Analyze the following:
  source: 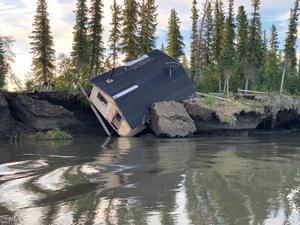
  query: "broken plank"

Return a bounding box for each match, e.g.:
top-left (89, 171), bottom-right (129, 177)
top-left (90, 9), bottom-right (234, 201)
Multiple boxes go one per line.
top-left (77, 81), bottom-right (111, 136)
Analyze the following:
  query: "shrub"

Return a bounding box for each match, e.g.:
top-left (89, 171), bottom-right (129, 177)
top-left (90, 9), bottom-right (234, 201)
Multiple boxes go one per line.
top-left (26, 128), bottom-right (73, 140)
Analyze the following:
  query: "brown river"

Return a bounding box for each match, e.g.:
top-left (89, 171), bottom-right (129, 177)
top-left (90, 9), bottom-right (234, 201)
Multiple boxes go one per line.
top-left (0, 134), bottom-right (300, 225)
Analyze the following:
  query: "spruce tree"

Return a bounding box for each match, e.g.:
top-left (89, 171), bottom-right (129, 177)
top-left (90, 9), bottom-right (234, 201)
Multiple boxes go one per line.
top-left (30, 0), bottom-right (55, 88)
top-left (259, 29), bottom-right (270, 90)
top-left (298, 58), bottom-right (300, 76)
top-left (139, 0), bottom-right (158, 54)
top-left (281, 0), bottom-right (300, 94)
top-left (108, 0), bottom-right (123, 68)
top-left (246, 0), bottom-right (263, 89)
top-left (285, 0), bottom-right (299, 72)
top-left (0, 37), bottom-right (6, 88)
top-left (122, 0), bottom-right (139, 62)
top-left (270, 24), bottom-right (279, 53)
top-left (0, 36), bottom-right (14, 89)
top-left (212, 0), bottom-right (225, 92)
top-left (265, 25), bottom-right (281, 91)
top-left (233, 5), bottom-right (248, 90)
top-left (203, 2), bottom-right (213, 66)
top-left (236, 6), bottom-right (248, 62)
top-left (190, 0), bottom-right (199, 82)
top-left (72, 0), bottom-right (89, 78)
top-left (166, 9), bottom-right (185, 60)
top-left (220, 0), bottom-right (235, 92)
top-left (160, 43), bottom-right (166, 53)
top-left (89, 0), bottom-right (104, 78)
top-left (197, 0), bottom-right (215, 90)
top-left (212, 0), bottom-right (224, 62)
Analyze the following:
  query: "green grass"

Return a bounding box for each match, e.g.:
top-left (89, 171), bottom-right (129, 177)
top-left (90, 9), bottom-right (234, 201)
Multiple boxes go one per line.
top-left (26, 128), bottom-right (73, 140)
top-left (79, 94), bottom-right (90, 108)
top-left (222, 115), bottom-right (235, 125)
top-left (10, 133), bottom-right (22, 144)
top-left (203, 95), bottom-right (217, 106)
top-left (198, 94), bottom-right (266, 126)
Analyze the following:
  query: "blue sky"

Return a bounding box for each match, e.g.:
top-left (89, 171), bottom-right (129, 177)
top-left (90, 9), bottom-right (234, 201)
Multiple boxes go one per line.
top-left (0, 0), bottom-right (298, 82)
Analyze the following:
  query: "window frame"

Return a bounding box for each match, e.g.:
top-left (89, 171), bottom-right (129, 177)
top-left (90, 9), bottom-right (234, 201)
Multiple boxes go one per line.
top-left (97, 92), bottom-right (108, 105)
top-left (111, 112), bottom-right (122, 130)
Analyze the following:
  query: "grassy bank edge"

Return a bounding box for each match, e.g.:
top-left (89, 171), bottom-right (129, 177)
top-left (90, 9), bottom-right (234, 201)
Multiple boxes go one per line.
top-left (10, 128), bottom-right (73, 143)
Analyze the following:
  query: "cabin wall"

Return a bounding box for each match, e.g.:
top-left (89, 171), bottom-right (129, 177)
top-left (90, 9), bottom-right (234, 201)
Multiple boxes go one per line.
top-left (90, 86), bottom-right (133, 136)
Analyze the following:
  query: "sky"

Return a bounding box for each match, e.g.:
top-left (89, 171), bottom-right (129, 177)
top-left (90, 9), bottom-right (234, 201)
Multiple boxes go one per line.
top-left (0, 0), bottom-right (298, 83)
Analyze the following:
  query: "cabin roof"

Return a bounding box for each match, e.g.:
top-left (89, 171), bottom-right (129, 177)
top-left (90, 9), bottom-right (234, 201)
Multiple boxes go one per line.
top-left (90, 50), bottom-right (196, 129)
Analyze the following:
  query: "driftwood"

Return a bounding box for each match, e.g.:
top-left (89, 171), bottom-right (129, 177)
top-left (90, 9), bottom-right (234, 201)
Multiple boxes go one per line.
top-left (196, 92), bottom-right (232, 102)
top-left (209, 92), bottom-right (225, 97)
top-left (238, 89), bottom-right (266, 95)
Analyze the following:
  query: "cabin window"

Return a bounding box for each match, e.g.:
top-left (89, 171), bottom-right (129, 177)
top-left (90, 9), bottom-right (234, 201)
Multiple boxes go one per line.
top-left (97, 92), bottom-right (108, 105)
top-left (111, 112), bottom-right (122, 130)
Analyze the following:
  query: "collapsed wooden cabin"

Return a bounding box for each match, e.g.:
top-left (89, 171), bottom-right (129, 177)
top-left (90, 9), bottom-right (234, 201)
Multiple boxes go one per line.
top-left (89, 50), bottom-right (196, 137)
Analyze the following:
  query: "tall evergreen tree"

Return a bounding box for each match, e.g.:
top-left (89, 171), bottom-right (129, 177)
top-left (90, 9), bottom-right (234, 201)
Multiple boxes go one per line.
top-left (89, 0), bottom-right (104, 78)
top-left (270, 24), bottom-right (279, 53)
top-left (212, 0), bottom-right (224, 62)
top-left (212, 0), bottom-right (225, 92)
top-left (203, 2), bottom-right (214, 66)
top-left (194, 0), bottom-right (210, 86)
top-left (108, 0), bottom-right (123, 68)
top-left (298, 58), bottom-right (300, 76)
top-left (0, 36), bottom-right (7, 88)
top-left (0, 36), bottom-right (14, 89)
top-left (166, 9), bottom-right (185, 60)
top-left (122, 0), bottom-right (139, 62)
top-left (72, 0), bottom-right (89, 78)
top-left (236, 6), bottom-right (248, 62)
top-left (280, 0), bottom-right (300, 94)
top-left (139, 0), bottom-right (158, 54)
top-left (284, 0), bottom-right (300, 73)
top-left (233, 5), bottom-right (248, 90)
top-left (246, 0), bottom-right (263, 89)
top-left (30, 0), bottom-right (55, 88)
top-left (160, 43), bottom-right (166, 53)
top-left (190, 0), bottom-right (199, 82)
top-left (220, 0), bottom-right (235, 92)
top-left (264, 24), bottom-right (281, 91)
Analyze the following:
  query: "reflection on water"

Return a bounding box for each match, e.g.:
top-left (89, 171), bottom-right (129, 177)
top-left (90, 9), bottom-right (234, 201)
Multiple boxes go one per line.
top-left (0, 134), bottom-right (300, 225)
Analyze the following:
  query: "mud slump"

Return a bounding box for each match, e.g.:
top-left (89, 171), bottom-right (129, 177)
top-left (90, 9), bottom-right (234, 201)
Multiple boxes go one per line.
top-left (1, 134), bottom-right (300, 225)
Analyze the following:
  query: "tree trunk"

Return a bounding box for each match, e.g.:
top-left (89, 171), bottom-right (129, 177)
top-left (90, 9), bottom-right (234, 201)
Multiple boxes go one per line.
top-left (280, 59), bottom-right (288, 95)
top-left (223, 70), bottom-right (230, 93)
top-left (223, 74), bottom-right (226, 92)
top-left (245, 79), bottom-right (249, 93)
top-left (227, 75), bottom-right (229, 93)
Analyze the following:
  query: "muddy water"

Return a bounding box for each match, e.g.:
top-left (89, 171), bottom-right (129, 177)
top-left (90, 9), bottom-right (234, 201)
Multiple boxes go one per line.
top-left (0, 134), bottom-right (300, 225)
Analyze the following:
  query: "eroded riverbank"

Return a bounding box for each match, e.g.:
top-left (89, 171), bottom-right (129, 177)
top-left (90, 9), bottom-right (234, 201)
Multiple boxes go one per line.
top-left (1, 91), bottom-right (300, 139)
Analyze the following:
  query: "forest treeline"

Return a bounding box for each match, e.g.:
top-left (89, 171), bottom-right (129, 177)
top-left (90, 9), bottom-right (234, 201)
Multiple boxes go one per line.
top-left (0, 0), bottom-right (300, 95)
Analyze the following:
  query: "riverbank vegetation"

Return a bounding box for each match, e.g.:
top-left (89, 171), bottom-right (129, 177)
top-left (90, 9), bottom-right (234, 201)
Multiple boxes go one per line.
top-left (0, 0), bottom-right (300, 96)
top-left (10, 129), bottom-right (73, 143)
top-left (196, 94), bottom-right (265, 125)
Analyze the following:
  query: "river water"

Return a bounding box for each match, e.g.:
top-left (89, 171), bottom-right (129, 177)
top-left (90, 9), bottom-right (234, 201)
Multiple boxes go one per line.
top-left (0, 134), bottom-right (300, 225)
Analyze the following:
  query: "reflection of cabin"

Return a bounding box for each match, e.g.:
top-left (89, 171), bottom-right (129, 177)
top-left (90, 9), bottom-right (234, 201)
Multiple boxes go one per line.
top-left (89, 50), bottom-right (196, 137)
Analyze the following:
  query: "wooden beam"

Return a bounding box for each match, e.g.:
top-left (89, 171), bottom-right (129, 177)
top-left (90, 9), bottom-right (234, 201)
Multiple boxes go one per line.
top-left (196, 92), bottom-right (232, 102)
top-left (238, 89), bottom-right (266, 94)
top-left (209, 92), bottom-right (225, 97)
top-left (77, 82), bottom-right (111, 136)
